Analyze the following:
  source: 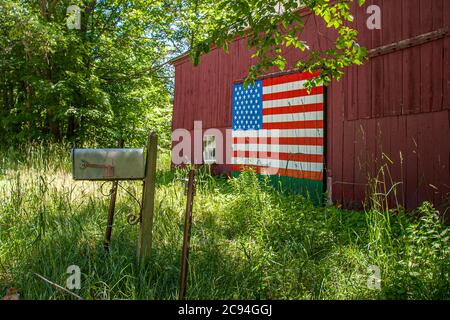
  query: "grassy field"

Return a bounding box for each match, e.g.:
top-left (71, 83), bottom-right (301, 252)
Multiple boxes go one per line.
top-left (0, 144), bottom-right (448, 300)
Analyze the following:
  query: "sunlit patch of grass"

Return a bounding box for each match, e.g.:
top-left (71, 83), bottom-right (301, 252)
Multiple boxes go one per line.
top-left (0, 144), bottom-right (448, 300)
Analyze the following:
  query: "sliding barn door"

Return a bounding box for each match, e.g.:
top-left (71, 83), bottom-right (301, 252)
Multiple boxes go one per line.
top-left (230, 70), bottom-right (325, 202)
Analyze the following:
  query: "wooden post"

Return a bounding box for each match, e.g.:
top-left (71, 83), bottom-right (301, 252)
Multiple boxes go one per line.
top-left (179, 168), bottom-right (196, 300)
top-left (104, 139), bottom-right (124, 252)
top-left (137, 132), bottom-right (158, 263)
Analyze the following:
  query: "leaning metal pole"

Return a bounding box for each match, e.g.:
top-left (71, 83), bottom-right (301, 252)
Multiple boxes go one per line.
top-left (179, 168), bottom-right (196, 300)
top-left (104, 139), bottom-right (124, 251)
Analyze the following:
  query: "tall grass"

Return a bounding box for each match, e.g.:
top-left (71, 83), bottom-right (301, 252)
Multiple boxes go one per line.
top-left (0, 144), bottom-right (448, 300)
top-left (364, 158), bottom-right (449, 299)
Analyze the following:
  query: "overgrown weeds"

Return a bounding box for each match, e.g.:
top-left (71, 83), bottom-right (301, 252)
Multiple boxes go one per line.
top-left (363, 160), bottom-right (449, 299)
top-left (0, 144), bottom-right (448, 299)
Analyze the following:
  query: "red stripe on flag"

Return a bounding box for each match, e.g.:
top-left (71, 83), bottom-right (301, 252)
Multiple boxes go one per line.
top-left (262, 120), bottom-right (323, 130)
top-left (230, 164), bottom-right (323, 181)
top-left (262, 70), bottom-right (321, 87)
top-left (232, 151), bottom-right (323, 163)
top-left (262, 103), bottom-right (324, 115)
top-left (232, 137), bottom-right (324, 146)
top-left (263, 86), bottom-right (323, 101)
top-left (278, 137), bottom-right (323, 145)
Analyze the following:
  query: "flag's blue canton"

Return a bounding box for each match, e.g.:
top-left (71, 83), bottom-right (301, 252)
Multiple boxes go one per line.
top-left (232, 81), bottom-right (263, 131)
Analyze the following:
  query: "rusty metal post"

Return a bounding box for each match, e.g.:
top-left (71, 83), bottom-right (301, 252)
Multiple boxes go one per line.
top-left (103, 139), bottom-right (124, 252)
top-left (179, 168), bottom-right (196, 300)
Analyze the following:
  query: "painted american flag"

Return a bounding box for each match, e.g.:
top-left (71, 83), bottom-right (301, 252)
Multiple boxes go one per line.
top-left (230, 71), bottom-right (324, 183)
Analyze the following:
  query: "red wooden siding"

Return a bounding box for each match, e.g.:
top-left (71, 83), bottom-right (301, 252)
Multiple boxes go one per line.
top-left (172, 1), bottom-right (450, 210)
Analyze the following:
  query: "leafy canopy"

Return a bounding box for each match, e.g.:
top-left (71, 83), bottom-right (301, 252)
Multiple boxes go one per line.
top-left (1, 0), bottom-right (367, 146)
top-left (0, 0), bottom-right (181, 147)
top-left (185, 0), bottom-right (367, 89)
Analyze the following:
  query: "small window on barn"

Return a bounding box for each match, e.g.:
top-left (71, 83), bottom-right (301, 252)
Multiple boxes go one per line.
top-left (203, 135), bottom-right (216, 164)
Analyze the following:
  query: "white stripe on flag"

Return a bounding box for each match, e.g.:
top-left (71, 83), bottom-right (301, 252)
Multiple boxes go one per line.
top-left (231, 129), bottom-right (324, 138)
top-left (231, 157), bottom-right (324, 172)
top-left (262, 80), bottom-right (308, 95)
top-left (263, 111), bottom-right (323, 123)
top-left (232, 144), bottom-right (323, 155)
top-left (263, 94), bottom-right (323, 108)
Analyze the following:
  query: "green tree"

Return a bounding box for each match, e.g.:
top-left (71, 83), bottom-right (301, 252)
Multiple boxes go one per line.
top-left (0, 0), bottom-right (178, 147)
top-left (1, 0), bottom-right (367, 146)
top-left (184, 0), bottom-right (367, 88)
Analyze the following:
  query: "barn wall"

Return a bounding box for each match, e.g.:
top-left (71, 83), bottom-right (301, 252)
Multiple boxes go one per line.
top-left (172, 1), bottom-right (450, 210)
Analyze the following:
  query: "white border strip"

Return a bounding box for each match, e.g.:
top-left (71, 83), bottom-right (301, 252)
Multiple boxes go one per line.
top-left (263, 80), bottom-right (308, 95)
top-left (263, 111), bottom-right (323, 123)
top-left (231, 157), bottom-right (324, 172)
top-left (232, 144), bottom-right (323, 155)
top-left (263, 94), bottom-right (323, 108)
top-left (231, 129), bottom-right (324, 138)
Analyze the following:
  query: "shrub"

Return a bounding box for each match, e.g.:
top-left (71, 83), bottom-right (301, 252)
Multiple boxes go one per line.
top-left (386, 202), bottom-right (449, 299)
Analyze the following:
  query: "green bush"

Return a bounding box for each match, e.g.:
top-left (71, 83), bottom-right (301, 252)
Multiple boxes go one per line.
top-left (387, 202), bottom-right (449, 299)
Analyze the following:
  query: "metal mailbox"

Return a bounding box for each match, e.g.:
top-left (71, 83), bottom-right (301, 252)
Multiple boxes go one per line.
top-left (72, 148), bottom-right (145, 181)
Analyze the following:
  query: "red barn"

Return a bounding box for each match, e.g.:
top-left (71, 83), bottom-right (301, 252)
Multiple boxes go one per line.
top-left (171, 1), bottom-right (450, 210)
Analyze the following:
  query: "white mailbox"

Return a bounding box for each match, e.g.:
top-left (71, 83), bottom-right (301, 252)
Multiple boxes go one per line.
top-left (72, 148), bottom-right (145, 181)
